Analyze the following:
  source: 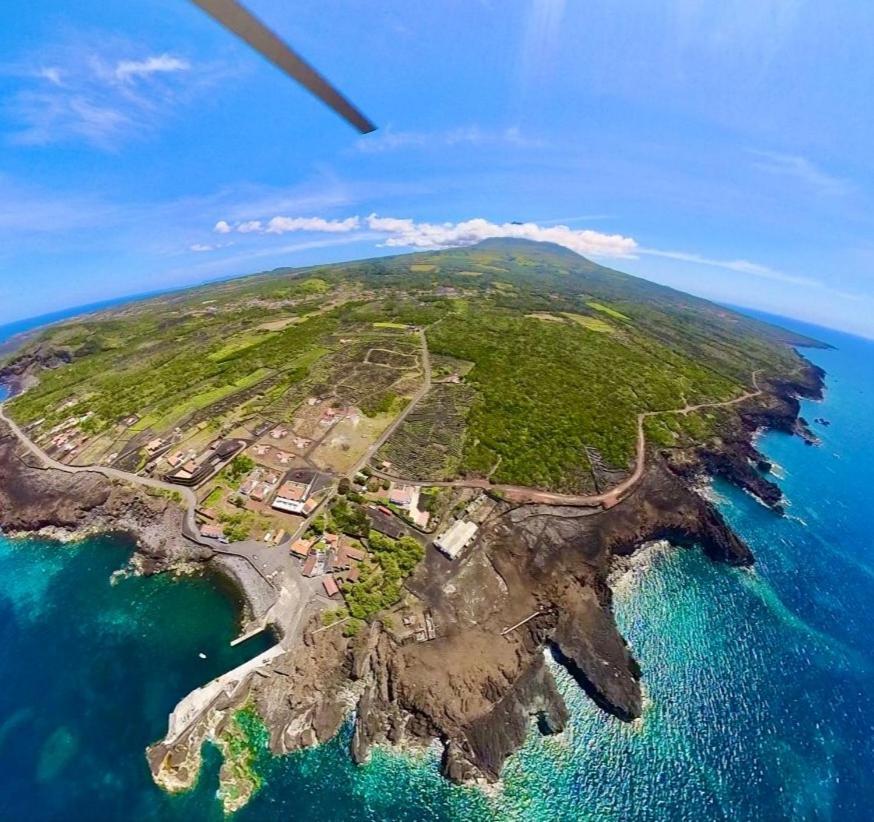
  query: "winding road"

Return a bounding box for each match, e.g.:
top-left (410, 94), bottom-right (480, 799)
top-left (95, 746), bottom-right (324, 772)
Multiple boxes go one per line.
top-left (0, 404), bottom-right (201, 535)
top-left (368, 369), bottom-right (764, 509)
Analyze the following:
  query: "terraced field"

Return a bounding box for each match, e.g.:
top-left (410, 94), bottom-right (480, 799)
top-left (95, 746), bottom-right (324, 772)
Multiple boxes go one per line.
top-left (377, 383), bottom-right (476, 479)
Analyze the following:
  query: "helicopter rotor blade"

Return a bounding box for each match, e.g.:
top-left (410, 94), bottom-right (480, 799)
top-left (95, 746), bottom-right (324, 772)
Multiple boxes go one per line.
top-left (190, 0), bottom-right (376, 134)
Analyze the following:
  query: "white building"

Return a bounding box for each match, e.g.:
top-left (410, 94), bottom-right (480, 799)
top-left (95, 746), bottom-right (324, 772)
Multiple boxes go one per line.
top-left (434, 520), bottom-right (478, 560)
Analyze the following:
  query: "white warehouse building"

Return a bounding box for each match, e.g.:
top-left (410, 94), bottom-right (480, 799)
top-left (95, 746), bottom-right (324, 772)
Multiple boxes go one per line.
top-left (434, 519), bottom-right (478, 560)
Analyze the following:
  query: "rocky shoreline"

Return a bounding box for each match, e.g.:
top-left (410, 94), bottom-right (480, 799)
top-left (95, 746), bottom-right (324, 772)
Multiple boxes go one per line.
top-left (0, 359), bottom-right (826, 804)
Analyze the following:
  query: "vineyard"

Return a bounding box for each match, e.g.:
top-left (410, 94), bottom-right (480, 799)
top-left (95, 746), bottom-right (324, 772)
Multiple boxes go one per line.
top-left (377, 383), bottom-right (476, 479)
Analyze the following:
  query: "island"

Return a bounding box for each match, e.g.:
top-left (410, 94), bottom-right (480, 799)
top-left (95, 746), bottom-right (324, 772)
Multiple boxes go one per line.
top-left (0, 238), bottom-right (826, 811)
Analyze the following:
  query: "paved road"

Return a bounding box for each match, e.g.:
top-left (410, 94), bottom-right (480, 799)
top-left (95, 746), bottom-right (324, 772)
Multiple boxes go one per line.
top-left (369, 370), bottom-right (764, 509)
top-left (0, 404), bottom-right (201, 534)
top-left (1, 403), bottom-right (326, 646)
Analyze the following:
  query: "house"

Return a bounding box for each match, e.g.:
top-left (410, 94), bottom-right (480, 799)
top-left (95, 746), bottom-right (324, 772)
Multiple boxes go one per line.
top-left (270, 427), bottom-right (288, 440)
top-left (271, 480), bottom-right (311, 514)
top-left (322, 575), bottom-right (340, 598)
top-left (253, 444), bottom-right (270, 457)
top-left (290, 538), bottom-right (314, 558)
top-left (145, 438), bottom-right (164, 455)
top-left (240, 476), bottom-right (259, 496)
top-left (213, 440), bottom-right (242, 460)
top-left (301, 553), bottom-right (318, 577)
top-left (389, 484), bottom-right (414, 507)
top-left (200, 523), bottom-right (224, 540)
top-left (250, 482), bottom-right (271, 502)
top-left (434, 520), bottom-right (478, 560)
top-left (303, 497), bottom-right (319, 514)
top-left (252, 420), bottom-right (273, 437)
top-left (334, 543), bottom-right (366, 569)
top-left (346, 565), bottom-right (360, 583)
top-left (167, 451), bottom-right (184, 467)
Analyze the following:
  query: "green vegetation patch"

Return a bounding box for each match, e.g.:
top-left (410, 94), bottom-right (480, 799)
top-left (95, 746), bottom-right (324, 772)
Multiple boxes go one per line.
top-left (217, 703), bottom-right (268, 814)
top-left (587, 301), bottom-right (631, 321)
top-left (427, 310), bottom-right (739, 492)
top-left (343, 531), bottom-right (424, 621)
top-left (562, 313), bottom-right (614, 333)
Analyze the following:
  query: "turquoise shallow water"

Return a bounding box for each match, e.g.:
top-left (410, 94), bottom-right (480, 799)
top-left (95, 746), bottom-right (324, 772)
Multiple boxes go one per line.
top-left (1, 314), bottom-right (873, 819)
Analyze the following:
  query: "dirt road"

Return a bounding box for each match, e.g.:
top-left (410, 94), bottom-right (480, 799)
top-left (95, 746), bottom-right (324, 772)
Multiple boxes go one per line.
top-left (369, 371), bottom-right (764, 509)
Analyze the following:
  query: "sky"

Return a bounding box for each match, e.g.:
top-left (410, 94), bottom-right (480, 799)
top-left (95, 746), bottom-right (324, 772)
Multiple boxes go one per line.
top-left (3, 0), bottom-right (874, 336)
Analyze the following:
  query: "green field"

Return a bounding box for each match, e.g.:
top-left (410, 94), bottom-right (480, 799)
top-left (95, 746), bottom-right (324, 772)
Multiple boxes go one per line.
top-left (3, 238), bottom-right (820, 492)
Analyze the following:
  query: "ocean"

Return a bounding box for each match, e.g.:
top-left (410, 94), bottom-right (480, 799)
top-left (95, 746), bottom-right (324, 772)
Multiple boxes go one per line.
top-left (0, 312), bottom-right (872, 820)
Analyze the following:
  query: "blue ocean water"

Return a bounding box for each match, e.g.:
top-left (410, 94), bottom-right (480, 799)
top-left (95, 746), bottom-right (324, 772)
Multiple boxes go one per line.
top-left (0, 314), bottom-right (872, 820)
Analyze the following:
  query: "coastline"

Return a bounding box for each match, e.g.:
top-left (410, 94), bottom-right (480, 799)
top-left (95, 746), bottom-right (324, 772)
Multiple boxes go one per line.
top-left (0, 307), bottom-right (828, 809)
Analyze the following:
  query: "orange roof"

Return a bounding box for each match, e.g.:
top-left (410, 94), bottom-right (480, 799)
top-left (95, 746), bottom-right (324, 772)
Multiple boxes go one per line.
top-left (339, 544), bottom-right (367, 564)
top-left (290, 538), bottom-right (313, 558)
top-left (322, 575), bottom-right (340, 597)
top-left (277, 481), bottom-right (307, 501)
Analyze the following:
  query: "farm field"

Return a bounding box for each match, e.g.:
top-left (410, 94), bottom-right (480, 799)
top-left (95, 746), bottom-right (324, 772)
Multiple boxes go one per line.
top-left (3, 238), bottom-right (821, 495)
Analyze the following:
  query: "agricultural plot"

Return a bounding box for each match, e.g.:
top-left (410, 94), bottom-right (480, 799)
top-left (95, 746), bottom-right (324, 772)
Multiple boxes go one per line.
top-left (377, 383), bottom-right (476, 480)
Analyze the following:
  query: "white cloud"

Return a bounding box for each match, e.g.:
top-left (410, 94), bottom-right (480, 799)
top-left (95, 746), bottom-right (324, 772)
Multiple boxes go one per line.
top-left (357, 125), bottom-right (545, 153)
top-left (640, 247), bottom-right (821, 287)
top-left (365, 215), bottom-right (638, 258)
top-left (38, 67), bottom-right (64, 86)
top-left (216, 216), bottom-right (362, 235)
top-left (4, 37), bottom-right (204, 149)
top-left (190, 243), bottom-right (215, 252)
top-left (115, 54), bottom-right (190, 82)
top-left (750, 149), bottom-right (850, 196)
top-left (265, 216), bottom-right (360, 234)
top-left (212, 212), bottom-right (637, 258)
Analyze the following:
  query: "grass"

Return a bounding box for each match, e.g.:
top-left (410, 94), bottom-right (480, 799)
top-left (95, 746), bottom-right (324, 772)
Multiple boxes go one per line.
top-left (208, 332), bottom-right (274, 362)
top-left (563, 313), bottom-right (614, 333)
top-left (4, 239), bottom-right (814, 496)
top-left (587, 301), bottom-right (630, 321)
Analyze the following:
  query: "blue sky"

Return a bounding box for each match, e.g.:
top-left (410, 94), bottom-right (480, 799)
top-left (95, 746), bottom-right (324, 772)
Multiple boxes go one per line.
top-left (3, 1), bottom-right (874, 336)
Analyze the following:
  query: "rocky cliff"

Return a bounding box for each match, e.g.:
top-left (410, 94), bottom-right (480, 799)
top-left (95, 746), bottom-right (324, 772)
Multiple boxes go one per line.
top-left (0, 421), bottom-right (209, 572)
top-left (1, 361), bottom-right (826, 796)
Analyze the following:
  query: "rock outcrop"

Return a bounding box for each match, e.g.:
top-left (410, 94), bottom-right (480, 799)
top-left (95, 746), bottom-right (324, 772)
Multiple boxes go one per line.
top-left (0, 422), bottom-right (209, 572)
top-left (0, 359), bottom-right (827, 797)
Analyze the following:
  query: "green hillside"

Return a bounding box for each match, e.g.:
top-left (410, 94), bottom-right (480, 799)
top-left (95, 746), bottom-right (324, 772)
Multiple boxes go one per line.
top-left (3, 239), bottom-right (819, 493)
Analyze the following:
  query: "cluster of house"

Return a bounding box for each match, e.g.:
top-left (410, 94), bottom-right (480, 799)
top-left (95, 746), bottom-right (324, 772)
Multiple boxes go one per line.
top-left (166, 448), bottom-right (198, 471)
top-left (289, 532), bottom-right (367, 600)
top-left (238, 467), bottom-right (280, 503)
top-left (401, 610), bottom-right (437, 643)
top-left (45, 412), bottom-right (94, 457)
top-left (165, 439), bottom-right (244, 486)
top-left (49, 429), bottom-right (89, 456)
top-left (252, 442), bottom-right (297, 465)
top-left (145, 437), bottom-right (167, 457)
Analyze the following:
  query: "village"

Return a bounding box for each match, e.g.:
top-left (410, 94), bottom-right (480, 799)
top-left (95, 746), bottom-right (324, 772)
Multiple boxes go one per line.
top-left (17, 314), bottom-right (505, 642)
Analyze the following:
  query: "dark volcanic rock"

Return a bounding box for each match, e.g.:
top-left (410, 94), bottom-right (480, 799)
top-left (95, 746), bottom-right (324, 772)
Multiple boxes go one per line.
top-left (0, 422), bottom-right (209, 571)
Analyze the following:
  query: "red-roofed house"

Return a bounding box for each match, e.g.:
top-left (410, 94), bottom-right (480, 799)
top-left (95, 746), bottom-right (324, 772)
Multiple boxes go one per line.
top-left (322, 575), bottom-right (340, 598)
top-left (302, 554), bottom-right (318, 577)
top-left (290, 538), bottom-right (314, 559)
